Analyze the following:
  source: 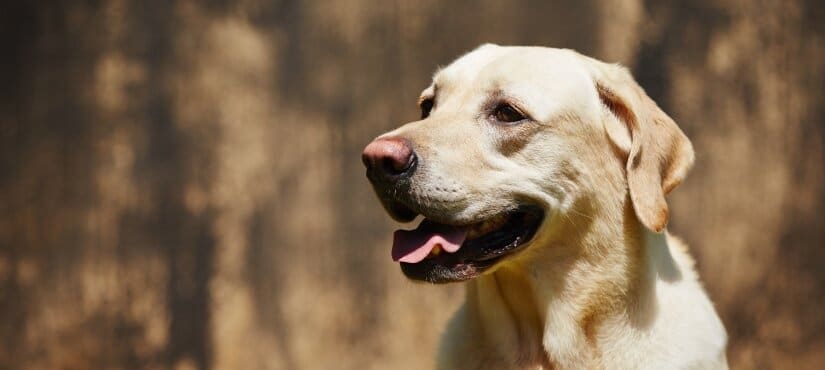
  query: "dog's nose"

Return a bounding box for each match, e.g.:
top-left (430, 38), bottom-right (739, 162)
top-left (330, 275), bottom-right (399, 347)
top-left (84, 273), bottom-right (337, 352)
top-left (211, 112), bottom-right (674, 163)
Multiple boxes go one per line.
top-left (362, 137), bottom-right (417, 181)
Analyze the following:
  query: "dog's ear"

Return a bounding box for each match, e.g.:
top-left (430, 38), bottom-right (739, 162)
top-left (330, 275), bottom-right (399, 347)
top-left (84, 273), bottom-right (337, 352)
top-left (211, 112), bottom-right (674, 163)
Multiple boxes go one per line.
top-left (590, 63), bottom-right (694, 232)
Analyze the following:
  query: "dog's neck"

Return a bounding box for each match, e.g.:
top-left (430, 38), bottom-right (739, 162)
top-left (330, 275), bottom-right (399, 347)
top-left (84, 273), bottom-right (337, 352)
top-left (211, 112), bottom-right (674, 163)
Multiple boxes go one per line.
top-left (463, 195), bottom-right (680, 367)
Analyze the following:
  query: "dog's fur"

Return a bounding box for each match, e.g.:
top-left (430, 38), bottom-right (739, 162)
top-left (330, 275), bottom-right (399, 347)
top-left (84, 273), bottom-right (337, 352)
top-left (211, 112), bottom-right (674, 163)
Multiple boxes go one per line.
top-left (372, 45), bottom-right (727, 369)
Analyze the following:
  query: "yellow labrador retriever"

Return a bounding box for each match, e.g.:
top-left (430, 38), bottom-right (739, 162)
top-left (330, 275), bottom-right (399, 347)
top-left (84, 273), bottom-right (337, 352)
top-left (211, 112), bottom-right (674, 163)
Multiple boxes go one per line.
top-left (363, 44), bottom-right (728, 370)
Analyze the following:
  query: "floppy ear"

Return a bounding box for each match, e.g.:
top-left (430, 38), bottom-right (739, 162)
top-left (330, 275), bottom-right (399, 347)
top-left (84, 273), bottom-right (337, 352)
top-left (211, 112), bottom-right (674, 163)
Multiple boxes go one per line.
top-left (590, 63), bottom-right (694, 232)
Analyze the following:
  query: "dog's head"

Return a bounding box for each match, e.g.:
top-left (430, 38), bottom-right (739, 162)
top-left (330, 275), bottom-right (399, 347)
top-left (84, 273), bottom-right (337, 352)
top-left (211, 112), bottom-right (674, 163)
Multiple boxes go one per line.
top-left (363, 44), bottom-right (693, 283)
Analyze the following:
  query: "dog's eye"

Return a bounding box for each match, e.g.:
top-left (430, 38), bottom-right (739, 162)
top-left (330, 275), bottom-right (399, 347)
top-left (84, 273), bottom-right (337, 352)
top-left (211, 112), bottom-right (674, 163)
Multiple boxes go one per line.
top-left (420, 98), bottom-right (434, 119)
top-left (492, 103), bottom-right (526, 123)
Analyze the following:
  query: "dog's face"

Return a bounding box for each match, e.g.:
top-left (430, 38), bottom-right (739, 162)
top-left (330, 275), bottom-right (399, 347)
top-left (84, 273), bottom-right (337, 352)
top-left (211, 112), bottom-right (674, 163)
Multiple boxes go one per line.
top-left (363, 45), bottom-right (693, 283)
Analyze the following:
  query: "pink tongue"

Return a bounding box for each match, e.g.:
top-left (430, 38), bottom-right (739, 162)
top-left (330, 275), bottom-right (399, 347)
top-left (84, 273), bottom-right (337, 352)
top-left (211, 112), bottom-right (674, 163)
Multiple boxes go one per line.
top-left (392, 219), bottom-right (468, 263)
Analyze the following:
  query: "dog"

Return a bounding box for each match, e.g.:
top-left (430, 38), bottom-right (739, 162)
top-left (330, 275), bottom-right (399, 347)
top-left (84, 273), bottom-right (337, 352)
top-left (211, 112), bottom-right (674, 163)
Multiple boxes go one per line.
top-left (362, 44), bottom-right (728, 370)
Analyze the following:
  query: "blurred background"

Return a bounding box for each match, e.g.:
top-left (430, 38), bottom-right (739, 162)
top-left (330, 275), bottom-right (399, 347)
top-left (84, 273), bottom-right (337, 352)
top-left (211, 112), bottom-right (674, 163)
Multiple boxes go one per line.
top-left (0, 0), bottom-right (823, 369)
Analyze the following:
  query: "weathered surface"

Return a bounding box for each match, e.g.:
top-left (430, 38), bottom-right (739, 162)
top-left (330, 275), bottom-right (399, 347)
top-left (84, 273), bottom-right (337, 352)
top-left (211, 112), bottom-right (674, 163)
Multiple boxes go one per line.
top-left (0, 1), bottom-right (822, 369)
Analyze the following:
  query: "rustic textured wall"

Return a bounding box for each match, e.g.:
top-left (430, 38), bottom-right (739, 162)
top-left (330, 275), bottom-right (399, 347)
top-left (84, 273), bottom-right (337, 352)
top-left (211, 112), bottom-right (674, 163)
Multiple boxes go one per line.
top-left (0, 1), bottom-right (822, 369)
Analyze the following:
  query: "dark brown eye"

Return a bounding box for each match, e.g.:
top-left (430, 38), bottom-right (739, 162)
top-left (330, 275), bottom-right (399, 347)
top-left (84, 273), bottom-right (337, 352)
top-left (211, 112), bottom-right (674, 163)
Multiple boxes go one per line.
top-left (492, 103), bottom-right (526, 123)
top-left (420, 98), bottom-right (434, 119)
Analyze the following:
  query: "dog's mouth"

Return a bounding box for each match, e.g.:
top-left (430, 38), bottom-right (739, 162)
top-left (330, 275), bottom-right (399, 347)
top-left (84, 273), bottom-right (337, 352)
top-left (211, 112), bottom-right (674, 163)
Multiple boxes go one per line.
top-left (391, 205), bottom-right (544, 283)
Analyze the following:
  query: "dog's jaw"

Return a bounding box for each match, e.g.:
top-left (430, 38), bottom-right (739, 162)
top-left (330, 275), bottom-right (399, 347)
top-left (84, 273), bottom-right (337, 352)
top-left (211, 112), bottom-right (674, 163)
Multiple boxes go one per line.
top-left (391, 205), bottom-right (545, 283)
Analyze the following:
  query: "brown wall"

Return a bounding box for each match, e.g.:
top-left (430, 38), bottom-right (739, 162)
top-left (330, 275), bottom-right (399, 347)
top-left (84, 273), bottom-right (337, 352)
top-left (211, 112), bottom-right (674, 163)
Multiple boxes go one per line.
top-left (0, 1), bottom-right (822, 369)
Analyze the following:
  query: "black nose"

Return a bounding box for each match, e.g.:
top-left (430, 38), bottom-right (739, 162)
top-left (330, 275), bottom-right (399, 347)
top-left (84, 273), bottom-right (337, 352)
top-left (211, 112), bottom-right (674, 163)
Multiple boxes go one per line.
top-left (362, 137), bottom-right (417, 182)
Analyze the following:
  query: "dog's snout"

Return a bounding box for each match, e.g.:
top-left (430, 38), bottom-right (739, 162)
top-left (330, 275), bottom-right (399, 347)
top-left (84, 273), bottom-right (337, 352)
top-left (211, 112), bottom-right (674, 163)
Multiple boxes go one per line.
top-left (362, 137), bottom-right (417, 181)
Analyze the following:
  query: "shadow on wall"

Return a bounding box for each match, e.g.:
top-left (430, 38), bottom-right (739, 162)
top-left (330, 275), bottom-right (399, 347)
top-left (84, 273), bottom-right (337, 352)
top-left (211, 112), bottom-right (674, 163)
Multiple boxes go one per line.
top-left (0, 0), bottom-right (823, 369)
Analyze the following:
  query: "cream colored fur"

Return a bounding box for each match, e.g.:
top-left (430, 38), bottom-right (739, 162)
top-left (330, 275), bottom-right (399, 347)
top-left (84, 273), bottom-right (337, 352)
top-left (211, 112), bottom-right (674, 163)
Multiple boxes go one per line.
top-left (379, 45), bottom-right (727, 369)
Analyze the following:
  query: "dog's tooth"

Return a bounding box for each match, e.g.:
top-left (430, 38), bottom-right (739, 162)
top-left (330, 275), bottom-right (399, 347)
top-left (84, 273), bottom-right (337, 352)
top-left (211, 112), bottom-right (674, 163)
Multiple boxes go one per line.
top-left (465, 213), bottom-right (515, 241)
top-left (431, 244), bottom-right (442, 256)
top-left (466, 228), bottom-right (480, 240)
top-left (486, 221), bottom-right (497, 232)
top-left (469, 214), bottom-right (506, 238)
